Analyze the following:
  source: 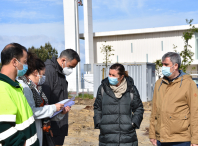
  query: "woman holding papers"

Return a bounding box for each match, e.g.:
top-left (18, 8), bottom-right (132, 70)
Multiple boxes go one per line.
top-left (17, 52), bottom-right (70, 146)
top-left (93, 63), bottom-right (144, 146)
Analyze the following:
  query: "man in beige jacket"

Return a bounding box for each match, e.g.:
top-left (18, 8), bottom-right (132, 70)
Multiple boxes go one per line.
top-left (149, 52), bottom-right (198, 146)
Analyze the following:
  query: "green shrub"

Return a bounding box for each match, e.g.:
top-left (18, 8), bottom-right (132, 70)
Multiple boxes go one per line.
top-left (77, 93), bottom-right (94, 99)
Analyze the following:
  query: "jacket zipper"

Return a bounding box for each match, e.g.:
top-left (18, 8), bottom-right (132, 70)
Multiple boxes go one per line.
top-left (103, 83), bottom-right (131, 146)
top-left (118, 92), bottom-right (130, 146)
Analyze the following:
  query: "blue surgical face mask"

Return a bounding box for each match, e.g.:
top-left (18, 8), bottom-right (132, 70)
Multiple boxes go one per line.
top-left (16, 59), bottom-right (28, 77)
top-left (162, 65), bottom-right (175, 77)
top-left (108, 76), bottom-right (119, 85)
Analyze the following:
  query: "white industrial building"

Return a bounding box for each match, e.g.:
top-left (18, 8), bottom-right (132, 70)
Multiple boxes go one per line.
top-left (63, 0), bottom-right (198, 93)
top-left (80, 24), bottom-right (198, 72)
top-left (80, 24), bottom-right (198, 95)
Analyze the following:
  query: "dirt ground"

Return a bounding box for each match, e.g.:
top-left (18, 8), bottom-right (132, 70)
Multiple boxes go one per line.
top-left (63, 98), bottom-right (153, 146)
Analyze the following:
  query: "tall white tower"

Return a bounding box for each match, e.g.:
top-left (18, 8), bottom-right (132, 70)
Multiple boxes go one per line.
top-left (63, 0), bottom-right (81, 92)
top-left (84, 0), bottom-right (94, 73)
top-left (63, 0), bottom-right (93, 92)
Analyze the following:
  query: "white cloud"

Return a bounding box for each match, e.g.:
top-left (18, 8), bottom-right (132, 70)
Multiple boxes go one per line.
top-left (93, 0), bottom-right (147, 14)
top-left (0, 22), bottom-right (64, 38)
top-left (0, 22), bottom-right (65, 55)
top-left (4, 0), bottom-right (40, 5)
top-left (0, 35), bottom-right (65, 55)
top-left (156, 9), bottom-right (162, 11)
top-left (0, 11), bottom-right (54, 19)
top-left (92, 11), bottom-right (198, 32)
top-left (5, 0), bottom-right (62, 5)
top-left (41, 0), bottom-right (62, 5)
top-left (137, 0), bottom-right (147, 8)
top-left (0, 22), bottom-right (85, 68)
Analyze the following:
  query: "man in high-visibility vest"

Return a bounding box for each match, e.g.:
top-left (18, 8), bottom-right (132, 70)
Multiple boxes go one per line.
top-left (0, 43), bottom-right (39, 146)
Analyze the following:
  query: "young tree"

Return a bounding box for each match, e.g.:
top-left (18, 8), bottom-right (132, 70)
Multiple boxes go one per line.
top-left (28, 42), bottom-right (58, 62)
top-left (173, 19), bottom-right (198, 73)
top-left (100, 42), bottom-right (114, 68)
top-left (100, 42), bottom-right (114, 78)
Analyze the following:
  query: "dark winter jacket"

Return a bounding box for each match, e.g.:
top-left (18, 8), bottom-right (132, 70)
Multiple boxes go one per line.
top-left (42, 57), bottom-right (68, 138)
top-left (94, 76), bottom-right (144, 146)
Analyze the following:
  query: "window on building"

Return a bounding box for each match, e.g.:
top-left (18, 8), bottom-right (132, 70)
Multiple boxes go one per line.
top-left (161, 41), bottom-right (163, 51)
top-left (196, 39), bottom-right (198, 59)
top-left (146, 54), bottom-right (148, 62)
top-left (195, 33), bottom-right (198, 59)
top-left (131, 43), bottom-right (133, 53)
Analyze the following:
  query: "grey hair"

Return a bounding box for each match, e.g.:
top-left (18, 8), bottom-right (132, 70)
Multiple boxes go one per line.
top-left (59, 49), bottom-right (80, 62)
top-left (162, 52), bottom-right (181, 69)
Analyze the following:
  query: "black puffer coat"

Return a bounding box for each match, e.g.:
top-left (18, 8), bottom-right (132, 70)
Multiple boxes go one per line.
top-left (94, 76), bottom-right (144, 146)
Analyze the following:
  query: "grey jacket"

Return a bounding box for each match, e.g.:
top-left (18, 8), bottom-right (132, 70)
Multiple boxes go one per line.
top-left (18, 80), bottom-right (64, 146)
top-left (42, 57), bottom-right (69, 137)
top-left (94, 76), bottom-right (144, 146)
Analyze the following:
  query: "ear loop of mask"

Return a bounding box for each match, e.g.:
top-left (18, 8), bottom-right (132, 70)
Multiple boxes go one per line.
top-left (37, 71), bottom-right (46, 85)
top-left (37, 72), bottom-right (41, 79)
top-left (171, 64), bottom-right (175, 74)
top-left (15, 59), bottom-right (23, 70)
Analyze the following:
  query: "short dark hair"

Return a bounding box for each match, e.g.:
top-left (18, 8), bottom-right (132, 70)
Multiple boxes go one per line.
top-left (110, 63), bottom-right (128, 77)
top-left (25, 51), bottom-right (45, 76)
top-left (1, 43), bottom-right (27, 66)
top-left (162, 52), bottom-right (181, 69)
top-left (59, 49), bottom-right (80, 62)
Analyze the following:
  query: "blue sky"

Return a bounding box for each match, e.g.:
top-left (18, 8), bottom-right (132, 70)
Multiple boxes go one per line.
top-left (1, 0), bottom-right (198, 72)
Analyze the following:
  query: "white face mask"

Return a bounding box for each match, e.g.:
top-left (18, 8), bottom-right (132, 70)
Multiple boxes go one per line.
top-left (62, 61), bottom-right (73, 76)
top-left (37, 73), bottom-right (46, 85)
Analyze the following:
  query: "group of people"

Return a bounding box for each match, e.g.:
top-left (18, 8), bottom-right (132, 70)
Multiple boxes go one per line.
top-left (0, 42), bottom-right (198, 146)
top-left (94, 52), bottom-right (198, 146)
top-left (0, 43), bottom-right (80, 146)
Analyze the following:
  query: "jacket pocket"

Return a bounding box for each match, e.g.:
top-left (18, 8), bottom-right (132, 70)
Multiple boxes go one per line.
top-left (168, 114), bottom-right (189, 135)
top-left (130, 115), bottom-right (136, 130)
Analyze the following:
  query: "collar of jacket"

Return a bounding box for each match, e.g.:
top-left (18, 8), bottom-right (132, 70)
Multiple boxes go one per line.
top-left (158, 70), bottom-right (191, 91)
top-left (162, 70), bottom-right (187, 84)
top-left (50, 57), bottom-right (65, 76)
top-left (101, 76), bottom-right (134, 97)
top-left (0, 73), bottom-right (20, 88)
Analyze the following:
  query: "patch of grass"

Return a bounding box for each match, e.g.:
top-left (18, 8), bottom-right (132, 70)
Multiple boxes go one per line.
top-left (77, 93), bottom-right (94, 99)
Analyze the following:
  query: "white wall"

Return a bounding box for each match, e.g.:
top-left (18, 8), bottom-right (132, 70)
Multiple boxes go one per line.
top-left (94, 30), bottom-right (196, 65)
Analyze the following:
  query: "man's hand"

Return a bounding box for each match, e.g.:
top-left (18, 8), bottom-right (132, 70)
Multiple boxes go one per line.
top-left (150, 139), bottom-right (157, 146)
top-left (191, 144), bottom-right (198, 146)
top-left (62, 106), bottom-right (71, 114)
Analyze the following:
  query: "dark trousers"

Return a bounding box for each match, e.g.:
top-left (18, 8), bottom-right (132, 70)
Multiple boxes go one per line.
top-left (51, 120), bottom-right (68, 145)
top-left (157, 141), bottom-right (190, 146)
